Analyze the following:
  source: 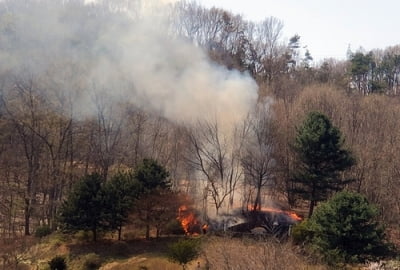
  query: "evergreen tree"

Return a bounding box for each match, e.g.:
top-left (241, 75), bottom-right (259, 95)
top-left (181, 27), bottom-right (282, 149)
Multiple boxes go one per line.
top-left (59, 173), bottom-right (106, 241)
top-left (103, 171), bottom-right (140, 240)
top-left (133, 158), bottom-right (171, 239)
top-left (291, 112), bottom-right (355, 217)
top-left (309, 191), bottom-right (389, 264)
top-left (350, 51), bottom-right (374, 94)
top-left (134, 158), bottom-right (170, 192)
top-left (168, 239), bottom-right (201, 270)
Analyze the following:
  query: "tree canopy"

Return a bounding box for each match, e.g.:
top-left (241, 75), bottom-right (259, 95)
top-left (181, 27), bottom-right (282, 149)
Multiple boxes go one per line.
top-left (59, 159), bottom-right (176, 241)
top-left (134, 158), bottom-right (171, 192)
top-left (60, 171), bottom-right (140, 241)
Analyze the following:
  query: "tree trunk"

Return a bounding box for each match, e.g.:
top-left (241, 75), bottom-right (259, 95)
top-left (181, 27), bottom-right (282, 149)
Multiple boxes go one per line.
top-left (145, 224), bottom-right (150, 240)
top-left (118, 226), bottom-right (122, 241)
top-left (253, 183), bottom-right (262, 211)
top-left (24, 198), bottom-right (31, 236)
top-left (92, 228), bottom-right (97, 242)
top-left (308, 200), bottom-right (315, 218)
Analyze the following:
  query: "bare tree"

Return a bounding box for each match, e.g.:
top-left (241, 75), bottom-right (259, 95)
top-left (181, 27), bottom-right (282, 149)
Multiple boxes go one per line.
top-left (90, 90), bottom-right (124, 179)
top-left (123, 109), bottom-right (148, 168)
top-left (0, 118), bottom-right (24, 238)
top-left (186, 120), bottom-right (246, 216)
top-left (1, 78), bottom-right (45, 235)
top-left (247, 17), bottom-right (287, 83)
top-left (241, 103), bottom-right (276, 211)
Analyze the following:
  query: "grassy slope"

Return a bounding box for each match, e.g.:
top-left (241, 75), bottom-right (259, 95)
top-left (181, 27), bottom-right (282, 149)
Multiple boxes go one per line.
top-left (12, 232), bottom-right (329, 270)
top-left (8, 232), bottom-right (400, 270)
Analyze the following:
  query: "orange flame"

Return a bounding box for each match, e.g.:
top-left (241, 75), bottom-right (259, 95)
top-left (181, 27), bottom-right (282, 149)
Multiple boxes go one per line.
top-left (250, 205), bottom-right (302, 221)
top-left (178, 205), bottom-right (199, 234)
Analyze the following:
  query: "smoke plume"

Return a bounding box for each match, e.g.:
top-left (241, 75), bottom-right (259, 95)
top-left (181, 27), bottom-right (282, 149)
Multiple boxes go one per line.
top-left (0, 0), bottom-right (257, 127)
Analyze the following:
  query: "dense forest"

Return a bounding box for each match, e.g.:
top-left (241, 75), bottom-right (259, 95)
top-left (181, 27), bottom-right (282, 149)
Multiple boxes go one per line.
top-left (1, 0), bottom-right (400, 256)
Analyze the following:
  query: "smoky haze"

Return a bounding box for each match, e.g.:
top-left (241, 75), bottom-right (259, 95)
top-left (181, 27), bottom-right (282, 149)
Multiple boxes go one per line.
top-left (0, 0), bottom-right (257, 127)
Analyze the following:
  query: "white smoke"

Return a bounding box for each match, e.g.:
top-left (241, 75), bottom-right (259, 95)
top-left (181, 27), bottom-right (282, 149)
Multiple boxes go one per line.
top-left (0, 0), bottom-right (258, 127)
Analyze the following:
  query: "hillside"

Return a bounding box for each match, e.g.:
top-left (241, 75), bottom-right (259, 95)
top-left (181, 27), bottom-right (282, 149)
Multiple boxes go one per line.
top-left (1, 0), bottom-right (400, 269)
top-left (4, 231), bottom-right (400, 270)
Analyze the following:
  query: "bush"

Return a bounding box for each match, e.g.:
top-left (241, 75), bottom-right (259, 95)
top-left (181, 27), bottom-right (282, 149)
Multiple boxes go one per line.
top-left (165, 219), bottom-right (185, 235)
top-left (47, 233), bottom-right (68, 247)
top-left (167, 239), bottom-right (200, 269)
top-left (75, 230), bottom-right (93, 242)
top-left (48, 256), bottom-right (67, 270)
top-left (35, 225), bottom-right (52, 238)
top-left (82, 253), bottom-right (102, 270)
top-left (291, 219), bottom-right (313, 245)
top-left (308, 191), bottom-right (391, 264)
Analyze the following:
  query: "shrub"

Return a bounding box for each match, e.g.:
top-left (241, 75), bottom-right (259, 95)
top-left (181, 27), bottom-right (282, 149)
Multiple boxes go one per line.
top-left (48, 256), bottom-right (67, 270)
top-left (48, 233), bottom-right (68, 247)
top-left (308, 191), bottom-right (391, 264)
top-left (291, 219), bottom-right (313, 245)
top-left (35, 225), bottom-right (52, 238)
top-left (167, 239), bottom-right (200, 269)
top-left (75, 230), bottom-right (92, 242)
top-left (165, 219), bottom-right (185, 235)
top-left (82, 253), bottom-right (102, 270)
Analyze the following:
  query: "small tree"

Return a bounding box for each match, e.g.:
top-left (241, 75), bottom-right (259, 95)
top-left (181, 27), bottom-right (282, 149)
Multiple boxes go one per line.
top-left (308, 191), bottom-right (389, 264)
top-left (168, 239), bottom-right (201, 270)
top-left (291, 112), bottom-right (355, 217)
top-left (59, 173), bottom-right (107, 241)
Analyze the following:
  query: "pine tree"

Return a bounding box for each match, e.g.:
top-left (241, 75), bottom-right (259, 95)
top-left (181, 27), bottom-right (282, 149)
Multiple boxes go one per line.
top-left (103, 171), bottom-right (140, 240)
top-left (291, 112), bottom-right (355, 217)
top-left (309, 191), bottom-right (389, 264)
top-left (59, 173), bottom-right (107, 241)
top-left (134, 158), bottom-right (170, 192)
top-left (133, 158), bottom-right (171, 239)
top-left (168, 239), bottom-right (201, 270)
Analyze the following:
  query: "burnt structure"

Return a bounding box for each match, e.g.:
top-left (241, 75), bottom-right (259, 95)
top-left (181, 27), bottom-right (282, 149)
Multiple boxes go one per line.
top-left (227, 210), bottom-right (300, 239)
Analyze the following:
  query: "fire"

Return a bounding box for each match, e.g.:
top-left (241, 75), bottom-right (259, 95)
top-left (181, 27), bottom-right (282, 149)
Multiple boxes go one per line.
top-left (250, 205), bottom-right (302, 221)
top-left (202, 224), bottom-right (209, 233)
top-left (177, 205), bottom-right (200, 234)
top-left (287, 212), bottom-right (302, 221)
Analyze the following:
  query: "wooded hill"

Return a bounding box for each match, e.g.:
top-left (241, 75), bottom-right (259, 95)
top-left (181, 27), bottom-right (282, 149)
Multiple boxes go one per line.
top-left (0, 0), bottom-right (399, 249)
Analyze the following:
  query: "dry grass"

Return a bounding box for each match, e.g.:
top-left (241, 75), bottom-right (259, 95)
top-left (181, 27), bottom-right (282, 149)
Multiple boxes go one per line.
top-left (99, 256), bottom-right (194, 270)
top-left (12, 233), bottom-right (398, 270)
top-left (201, 236), bottom-right (327, 270)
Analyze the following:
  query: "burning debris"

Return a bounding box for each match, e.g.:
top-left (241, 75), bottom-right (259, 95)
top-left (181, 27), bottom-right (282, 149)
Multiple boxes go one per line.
top-left (177, 205), bottom-right (204, 235)
top-left (257, 207), bottom-right (302, 222)
top-left (176, 202), bottom-right (302, 240)
top-left (227, 207), bottom-right (302, 239)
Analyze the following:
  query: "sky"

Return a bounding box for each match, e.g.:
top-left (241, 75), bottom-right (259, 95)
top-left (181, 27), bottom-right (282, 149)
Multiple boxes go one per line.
top-left (195, 0), bottom-right (400, 62)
